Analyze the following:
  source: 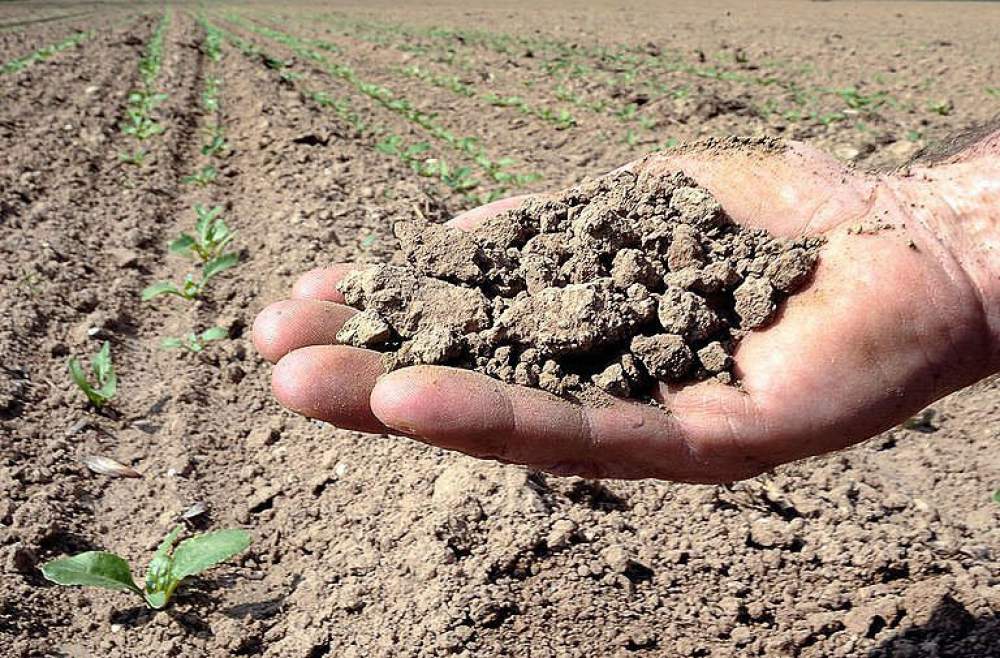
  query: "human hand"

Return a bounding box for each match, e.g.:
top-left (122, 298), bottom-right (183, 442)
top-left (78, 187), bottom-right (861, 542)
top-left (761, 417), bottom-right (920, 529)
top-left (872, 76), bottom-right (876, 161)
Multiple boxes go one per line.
top-left (253, 139), bottom-right (999, 482)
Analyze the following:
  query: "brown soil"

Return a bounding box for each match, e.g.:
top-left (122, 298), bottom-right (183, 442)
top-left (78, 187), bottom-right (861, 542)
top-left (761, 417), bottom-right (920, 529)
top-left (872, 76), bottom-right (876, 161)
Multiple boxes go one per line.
top-left (340, 169), bottom-right (820, 397)
top-left (1, 2), bottom-right (997, 658)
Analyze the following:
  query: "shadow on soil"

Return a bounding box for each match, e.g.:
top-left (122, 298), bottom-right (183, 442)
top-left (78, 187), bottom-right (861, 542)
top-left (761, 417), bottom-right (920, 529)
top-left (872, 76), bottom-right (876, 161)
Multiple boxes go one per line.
top-left (109, 573), bottom-right (299, 632)
top-left (867, 598), bottom-right (999, 658)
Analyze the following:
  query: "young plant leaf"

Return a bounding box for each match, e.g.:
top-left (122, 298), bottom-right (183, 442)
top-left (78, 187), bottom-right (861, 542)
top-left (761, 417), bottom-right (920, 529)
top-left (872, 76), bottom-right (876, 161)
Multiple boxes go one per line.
top-left (41, 551), bottom-right (141, 595)
top-left (202, 252), bottom-right (239, 281)
top-left (67, 341), bottom-right (116, 407)
top-left (142, 281), bottom-right (183, 301)
top-left (67, 357), bottom-right (93, 401)
top-left (169, 234), bottom-right (197, 255)
top-left (200, 326), bottom-right (228, 342)
top-left (170, 529), bottom-right (251, 580)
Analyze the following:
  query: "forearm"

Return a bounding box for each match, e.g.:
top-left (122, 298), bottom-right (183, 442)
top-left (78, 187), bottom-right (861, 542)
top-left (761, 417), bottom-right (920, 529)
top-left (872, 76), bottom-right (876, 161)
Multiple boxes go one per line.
top-left (888, 126), bottom-right (1000, 375)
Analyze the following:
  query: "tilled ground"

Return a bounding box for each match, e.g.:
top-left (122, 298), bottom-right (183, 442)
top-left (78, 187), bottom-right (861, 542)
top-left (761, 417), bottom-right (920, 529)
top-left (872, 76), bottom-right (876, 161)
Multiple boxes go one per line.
top-left (1, 2), bottom-right (997, 657)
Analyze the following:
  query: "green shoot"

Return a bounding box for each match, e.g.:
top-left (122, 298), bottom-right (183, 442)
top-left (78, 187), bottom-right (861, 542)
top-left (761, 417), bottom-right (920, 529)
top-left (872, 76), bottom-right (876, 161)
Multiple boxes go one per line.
top-left (142, 254), bottom-right (239, 302)
top-left (119, 148), bottom-right (148, 166)
top-left (41, 525), bottom-right (251, 610)
top-left (162, 327), bottom-right (228, 353)
top-left (201, 127), bottom-right (228, 157)
top-left (181, 165), bottom-right (218, 186)
top-left (169, 205), bottom-right (235, 262)
top-left (67, 341), bottom-right (117, 408)
top-left (927, 99), bottom-right (953, 116)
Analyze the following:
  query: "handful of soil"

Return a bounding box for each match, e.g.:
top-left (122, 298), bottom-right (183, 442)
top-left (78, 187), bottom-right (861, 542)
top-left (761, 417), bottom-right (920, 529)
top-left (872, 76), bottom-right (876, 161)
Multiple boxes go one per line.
top-left (337, 169), bottom-right (822, 400)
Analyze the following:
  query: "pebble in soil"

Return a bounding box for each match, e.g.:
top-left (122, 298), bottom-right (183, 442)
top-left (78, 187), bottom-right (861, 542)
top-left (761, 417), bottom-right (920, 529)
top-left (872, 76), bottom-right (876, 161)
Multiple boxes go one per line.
top-left (336, 169), bottom-right (822, 400)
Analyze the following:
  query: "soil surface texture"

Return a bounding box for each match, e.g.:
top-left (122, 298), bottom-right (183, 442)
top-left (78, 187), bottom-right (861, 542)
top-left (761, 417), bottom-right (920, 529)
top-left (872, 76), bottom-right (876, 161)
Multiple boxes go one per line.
top-left (1, 2), bottom-right (997, 657)
top-left (339, 170), bottom-right (821, 398)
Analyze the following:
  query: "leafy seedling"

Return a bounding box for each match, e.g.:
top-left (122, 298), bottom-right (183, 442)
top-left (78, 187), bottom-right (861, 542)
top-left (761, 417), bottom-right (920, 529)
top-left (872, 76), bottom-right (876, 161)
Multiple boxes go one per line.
top-left (169, 205), bottom-right (234, 262)
top-left (181, 165), bottom-right (218, 186)
top-left (162, 326), bottom-right (228, 352)
top-left (67, 341), bottom-right (117, 408)
top-left (41, 525), bottom-right (251, 609)
top-left (201, 132), bottom-right (228, 157)
top-left (927, 99), bottom-right (953, 116)
top-left (119, 148), bottom-right (147, 167)
top-left (142, 253), bottom-right (239, 302)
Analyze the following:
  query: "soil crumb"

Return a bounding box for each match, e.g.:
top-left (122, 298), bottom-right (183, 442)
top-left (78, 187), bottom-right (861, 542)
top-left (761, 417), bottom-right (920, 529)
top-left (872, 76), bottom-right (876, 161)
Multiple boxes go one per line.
top-left (338, 170), bottom-right (822, 399)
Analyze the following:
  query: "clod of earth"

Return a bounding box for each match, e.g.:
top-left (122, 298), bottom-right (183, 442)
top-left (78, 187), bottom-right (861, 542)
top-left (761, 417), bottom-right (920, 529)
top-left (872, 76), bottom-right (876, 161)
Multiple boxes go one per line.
top-left (337, 169), bottom-right (822, 399)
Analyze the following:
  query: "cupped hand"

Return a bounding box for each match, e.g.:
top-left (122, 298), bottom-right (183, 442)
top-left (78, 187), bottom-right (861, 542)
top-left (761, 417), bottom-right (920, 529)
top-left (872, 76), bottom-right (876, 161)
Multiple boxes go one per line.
top-left (253, 141), bottom-right (995, 482)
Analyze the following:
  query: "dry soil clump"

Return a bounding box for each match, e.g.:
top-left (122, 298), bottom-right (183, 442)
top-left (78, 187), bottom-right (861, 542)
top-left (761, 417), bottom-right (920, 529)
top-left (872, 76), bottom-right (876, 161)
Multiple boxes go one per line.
top-left (338, 170), bottom-right (821, 399)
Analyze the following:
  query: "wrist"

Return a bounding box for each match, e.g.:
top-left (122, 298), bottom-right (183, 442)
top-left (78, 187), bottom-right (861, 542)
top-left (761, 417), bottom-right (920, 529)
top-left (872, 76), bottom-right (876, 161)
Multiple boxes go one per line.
top-left (888, 154), bottom-right (1000, 374)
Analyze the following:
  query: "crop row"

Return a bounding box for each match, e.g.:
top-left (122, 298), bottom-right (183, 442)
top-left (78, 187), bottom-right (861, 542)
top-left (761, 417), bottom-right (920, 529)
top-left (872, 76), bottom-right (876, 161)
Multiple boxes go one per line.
top-left (227, 16), bottom-right (544, 190)
top-left (142, 15), bottom-right (239, 351)
top-left (48, 14), bottom-right (252, 608)
top-left (118, 11), bottom-right (170, 166)
top-left (0, 29), bottom-right (93, 75)
top-left (0, 9), bottom-right (95, 31)
top-left (208, 16), bottom-right (541, 202)
top-left (308, 11), bottom-right (963, 131)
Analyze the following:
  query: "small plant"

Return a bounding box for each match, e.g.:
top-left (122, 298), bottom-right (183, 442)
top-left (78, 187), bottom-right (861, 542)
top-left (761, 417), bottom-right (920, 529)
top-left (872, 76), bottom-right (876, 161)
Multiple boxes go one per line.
top-left (68, 341), bottom-right (117, 408)
top-left (181, 165), bottom-right (218, 186)
top-left (201, 126), bottom-right (228, 157)
top-left (162, 327), bottom-right (228, 352)
top-left (118, 148), bottom-right (148, 166)
top-left (170, 205), bottom-right (234, 262)
top-left (142, 253), bottom-right (239, 302)
top-left (41, 525), bottom-right (251, 609)
top-left (927, 99), bottom-right (953, 116)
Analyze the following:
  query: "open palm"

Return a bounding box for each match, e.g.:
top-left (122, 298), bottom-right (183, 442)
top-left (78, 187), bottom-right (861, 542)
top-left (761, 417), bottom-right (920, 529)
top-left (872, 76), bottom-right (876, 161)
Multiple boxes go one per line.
top-left (253, 141), bottom-right (993, 482)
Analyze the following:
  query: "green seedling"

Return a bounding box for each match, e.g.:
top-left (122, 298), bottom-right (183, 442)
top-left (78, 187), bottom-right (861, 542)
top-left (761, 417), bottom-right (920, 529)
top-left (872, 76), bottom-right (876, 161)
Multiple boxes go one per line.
top-left (122, 103), bottom-right (166, 141)
top-left (927, 99), bottom-right (953, 116)
top-left (262, 53), bottom-right (291, 70)
top-left (162, 326), bottom-right (228, 352)
top-left (181, 165), bottom-right (218, 186)
top-left (169, 205), bottom-right (234, 262)
top-left (68, 341), bottom-right (117, 408)
top-left (118, 148), bottom-right (148, 166)
top-left (41, 525), bottom-right (251, 609)
top-left (142, 253), bottom-right (239, 302)
top-left (993, 489), bottom-right (1000, 504)
top-left (201, 128), bottom-right (228, 157)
